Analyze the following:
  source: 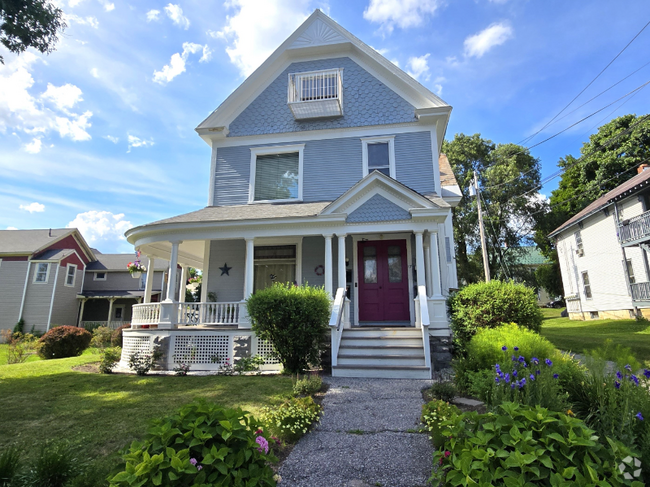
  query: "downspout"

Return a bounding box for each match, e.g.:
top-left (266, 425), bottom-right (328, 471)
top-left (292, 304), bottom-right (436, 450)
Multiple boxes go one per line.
top-left (47, 262), bottom-right (61, 331)
top-left (19, 260), bottom-right (32, 321)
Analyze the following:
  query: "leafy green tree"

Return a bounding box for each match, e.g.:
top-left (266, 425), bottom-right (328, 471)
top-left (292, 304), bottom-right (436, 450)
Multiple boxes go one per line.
top-left (0, 0), bottom-right (66, 64)
top-left (443, 134), bottom-right (543, 285)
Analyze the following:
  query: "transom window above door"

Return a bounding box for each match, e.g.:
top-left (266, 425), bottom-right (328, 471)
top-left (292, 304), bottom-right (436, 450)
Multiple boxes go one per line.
top-left (249, 145), bottom-right (304, 203)
top-left (362, 136), bottom-right (395, 178)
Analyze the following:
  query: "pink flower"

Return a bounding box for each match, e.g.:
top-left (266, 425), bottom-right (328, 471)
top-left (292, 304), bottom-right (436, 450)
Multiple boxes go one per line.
top-left (444, 451), bottom-right (451, 458)
top-left (255, 428), bottom-right (263, 435)
top-left (190, 458), bottom-right (197, 466)
top-left (196, 465), bottom-right (202, 471)
top-left (255, 436), bottom-right (269, 454)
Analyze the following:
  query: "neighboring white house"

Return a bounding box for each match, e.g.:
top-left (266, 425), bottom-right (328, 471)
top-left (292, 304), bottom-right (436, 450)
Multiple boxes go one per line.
top-left (549, 164), bottom-right (650, 321)
top-left (123, 10), bottom-right (461, 378)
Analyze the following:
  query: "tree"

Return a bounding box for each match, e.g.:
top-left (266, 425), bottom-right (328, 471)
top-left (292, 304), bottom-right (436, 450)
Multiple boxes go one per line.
top-left (0, 0), bottom-right (66, 64)
top-left (443, 133), bottom-right (544, 285)
top-left (533, 114), bottom-right (650, 296)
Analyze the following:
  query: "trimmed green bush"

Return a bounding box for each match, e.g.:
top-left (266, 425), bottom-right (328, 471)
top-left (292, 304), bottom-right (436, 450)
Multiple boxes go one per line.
top-left (448, 280), bottom-right (543, 356)
top-left (90, 326), bottom-right (112, 349)
top-left (109, 400), bottom-right (277, 487)
top-left (38, 326), bottom-right (92, 359)
top-left (432, 402), bottom-right (642, 486)
top-left (111, 324), bottom-right (130, 348)
top-left (247, 283), bottom-right (330, 374)
top-left (293, 374), bottom-right (323, 396)
top-left (99, 347), bottom-right (121, 374)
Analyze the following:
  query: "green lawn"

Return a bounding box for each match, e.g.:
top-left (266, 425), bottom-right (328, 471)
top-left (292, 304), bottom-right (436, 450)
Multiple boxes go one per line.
top-left (540, 308), bottom-right (650, 363)
top-left (0, 351), bottom-right (293, 483)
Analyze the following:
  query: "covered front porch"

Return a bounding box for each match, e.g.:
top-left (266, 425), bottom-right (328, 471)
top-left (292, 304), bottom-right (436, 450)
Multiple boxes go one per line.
top-left (124, 172), bottom-right (456, 376)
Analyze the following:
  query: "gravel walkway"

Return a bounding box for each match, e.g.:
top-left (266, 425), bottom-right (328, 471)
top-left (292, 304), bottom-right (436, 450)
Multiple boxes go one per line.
top-left (279, 377), bottom-right (434, 487)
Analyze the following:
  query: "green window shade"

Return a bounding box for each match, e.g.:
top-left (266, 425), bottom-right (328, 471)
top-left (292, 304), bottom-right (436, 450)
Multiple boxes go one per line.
top-left (254, 152), bottom-right (300, 201)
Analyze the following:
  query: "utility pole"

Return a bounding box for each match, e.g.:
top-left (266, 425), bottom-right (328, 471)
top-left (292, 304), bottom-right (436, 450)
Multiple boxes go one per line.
top-left (474, 172), bottom-right (491, 282)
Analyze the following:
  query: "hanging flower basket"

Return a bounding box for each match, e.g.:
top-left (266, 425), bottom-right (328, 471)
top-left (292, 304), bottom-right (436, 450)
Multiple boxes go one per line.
top-left (127, 260), bottom-right (147, 278)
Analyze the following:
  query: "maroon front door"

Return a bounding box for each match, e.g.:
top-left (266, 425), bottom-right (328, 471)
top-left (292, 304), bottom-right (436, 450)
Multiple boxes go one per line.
top-left (358, 240), bottom-right (410, 323)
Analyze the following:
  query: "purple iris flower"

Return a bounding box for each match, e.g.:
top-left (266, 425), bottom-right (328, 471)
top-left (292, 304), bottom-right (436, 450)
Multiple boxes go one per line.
top-left (553, 374), bottom-right (559, 379)
top-left (502, 346), bottom-right (508, 351)
top-left (505, 373), bottom-right (510, 382)
top-left (625, 364), bottom-right (632, 372)
top-left (511, 383), bottom-right (515, 389)
top-left (513, 370), bottom-right (518, 377)
top-left (518, 378), bottom-right (526, 389)
top-left (514, 347), bottom-right (519, 351)
top-left (518, 356), bottom-right (525, 363)
top-left (536, 369), bottom-right (541, 376)
top-left (512, 355), bottom-right (517, 362)
top-left (616, 371), bottom-right (623, 380)
top-left (532, 357), bottom-right (539, 365)
top-left (495, 376), bottom-right (500, 384)
top-left (636, 412), bottom-right (644, 421)
top-left (545, 359), bottom-right (553, 367)
top-left (530, 374), bottom-right (535, 381)
top-left (615, 381), bottom-right (621, 389)
top-left (644, 369), bottom-right (650, 379)
top-left (631, 375), bottom-right (639, 386)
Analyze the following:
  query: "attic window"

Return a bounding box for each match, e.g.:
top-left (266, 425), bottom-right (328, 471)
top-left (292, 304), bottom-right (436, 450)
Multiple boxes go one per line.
top-left (288, 69), bottom-right (343, 119)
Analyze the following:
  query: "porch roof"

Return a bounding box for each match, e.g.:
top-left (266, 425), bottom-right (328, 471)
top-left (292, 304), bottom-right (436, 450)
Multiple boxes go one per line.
top-left (77, 290), bottom-right (160, 298)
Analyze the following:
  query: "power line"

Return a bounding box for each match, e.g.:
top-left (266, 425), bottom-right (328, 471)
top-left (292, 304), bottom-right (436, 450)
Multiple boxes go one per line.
top-left (479, 192), bottom-right (512, 279)
top-left (519, 19), bottom-right (650, 146)
top-left (584, 83), bottom-right (649, 136)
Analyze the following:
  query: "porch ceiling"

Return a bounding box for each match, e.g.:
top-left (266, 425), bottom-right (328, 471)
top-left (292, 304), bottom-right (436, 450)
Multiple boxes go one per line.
top-left (139, 240), bottom-right (205, 269)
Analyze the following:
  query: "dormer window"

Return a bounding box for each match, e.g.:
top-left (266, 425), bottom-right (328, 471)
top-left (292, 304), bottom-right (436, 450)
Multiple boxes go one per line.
top-left (288, 68), bottom-right (343, 119)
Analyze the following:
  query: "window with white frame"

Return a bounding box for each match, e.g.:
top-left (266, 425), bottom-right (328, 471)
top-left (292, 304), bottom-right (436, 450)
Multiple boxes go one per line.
top-left (34, 263), bottom-right (49, 283)
top-left (250, 145), bottom-right (304, 203)
top-left (289, 69), bottom-right (341, 102)
top-left (65, 264), bottom-right (77, 287)
top-left (362, 136), bottom-right (395, 178)
top-left (253, 245), bottom-right (296, 292)
top-left (94, 272), bottom-right (107, 281)
top-left (582, 271), bottom-right (592, 299)
top-left (626, 259), bottom-right (636, 284)
top-left (574, 231), bottom-right (584, 254)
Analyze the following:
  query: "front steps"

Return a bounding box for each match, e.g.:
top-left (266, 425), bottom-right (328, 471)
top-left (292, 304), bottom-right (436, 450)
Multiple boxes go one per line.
top-left (332, 327), bottom-right (431, 379)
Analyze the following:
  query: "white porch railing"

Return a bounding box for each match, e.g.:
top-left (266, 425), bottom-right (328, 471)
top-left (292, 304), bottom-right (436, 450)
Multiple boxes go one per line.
top-left (131, 302), bottom-right (242, 328)
top-left (631, 282), bottom-right (650, 302)
top-left (81, 321), bottom-right (130, 330)
top-left (414, 285), bottom-right (432, 370)
top-left (132, 303), bottom-right (161, 327)
top-left (328, 288), bottom-right (348, 367)
top-left (178, 302), bottom-right (240, 326)
top-left (619, 210), bottom-right (650, 244)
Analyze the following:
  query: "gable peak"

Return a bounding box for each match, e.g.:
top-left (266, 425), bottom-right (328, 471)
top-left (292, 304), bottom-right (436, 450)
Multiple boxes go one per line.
top-left (290, 14), bottom-right (347, 49)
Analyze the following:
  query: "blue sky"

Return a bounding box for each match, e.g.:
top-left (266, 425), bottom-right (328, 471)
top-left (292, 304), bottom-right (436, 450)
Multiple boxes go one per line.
top-left (1, 0), bottom-right (649, 253)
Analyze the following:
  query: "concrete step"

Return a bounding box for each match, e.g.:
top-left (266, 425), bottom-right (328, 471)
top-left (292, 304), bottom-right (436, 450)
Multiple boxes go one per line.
top-left (332, 365), bottom-right (431, 379)
top-left (338, 345), bottom-right (424, 356)
top-left (343, 328), bottom-right (422, 338)
top-left (337, 355), bottom-right (426, 366)
top-left (340, 336), bottom-right (423, 347)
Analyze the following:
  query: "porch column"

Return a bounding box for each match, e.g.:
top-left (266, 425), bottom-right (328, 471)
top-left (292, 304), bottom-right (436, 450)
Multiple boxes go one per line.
top-left (166, 241), bottom-right (181, 302)
top-left (324, 234), bottom-right (333, 297)
top-left (429, 232), bottom-right (443, 296)
top-left (337, 234), bottom-right (347, 290)
top-left (144, 255), bottom-right (155, 303)
top-left (107, 298), bottom-right (116, 326)
top-left (424, 237), bottom-right (432, 297)
top-left (78, 298), bottom-right (87, 327)
top-left (244, 238), bottom-right (255, 298)
top-left (179, 266), bottom-right (188, 302)
top-left (415, 231), bottom-right (426, 289)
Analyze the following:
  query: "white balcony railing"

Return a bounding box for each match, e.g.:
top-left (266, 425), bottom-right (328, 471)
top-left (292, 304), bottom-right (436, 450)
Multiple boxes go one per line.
top-left (288, 69), bottom-right (343, 119)
top-left (131, 302), bottom-right (241, 328)
top-left (619, 210), bottom-right (650, 244)
top-left (631, 282), bottom-right (650, 302)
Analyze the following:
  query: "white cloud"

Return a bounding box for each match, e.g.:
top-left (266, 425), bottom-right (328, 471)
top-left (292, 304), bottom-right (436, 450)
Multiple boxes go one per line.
top-left (66, 14), bottom-right (99, 28)
top-left (90, 68), bottom-right (99, 78)
top-left (433, 76), bottom-right (445, 96)
top-left (24, 138), bottom-right (43, 154)
top-left (153, 42), bottom-right (206, 84)
top-left (364, 0), bottom-right (441, 33)
top-left (68, 0), bottom-right (85, 6)
top-left (464, 22), bottom-right (513, 58)
top-left (146, 9), bottom-right (161, 22)
top-left (6, 227), bottom-right (18, 230)
top-left (20, 202), bottom-right (45, 213)
top-left (67, 210), bottom-right (132, 244)
top-left (164, 3), bottom-right (190, 29)
top-left (127, 134), bottom-right (154, 152)
top-left (41, 83), bottom-right (83, 111)
top-left (100, 0), bottom-right (115, 11)
top-left (216, 0), bottom-right (311, 76)
top-left (0, 54), bottom-right (93, 142)
top-left (200, 45), bottom-right (212, 63)
top-left (103, 135), bottom-right (119, 143)
top-left (406, 53), bottom-right (430, 81)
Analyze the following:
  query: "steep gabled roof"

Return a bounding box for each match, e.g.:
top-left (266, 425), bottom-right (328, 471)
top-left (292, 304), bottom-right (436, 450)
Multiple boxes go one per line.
top-left (0, 228), bottom-right (94, 261)
top-left (196, 10), bottom-right (451, 141)
top-left (549, 167), bottom-right (650, 237)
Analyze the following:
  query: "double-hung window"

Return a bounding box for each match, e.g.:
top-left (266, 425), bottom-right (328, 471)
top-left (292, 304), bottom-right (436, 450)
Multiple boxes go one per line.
top-left (574, 231), bottom-right (584, 255)
top-left (249, 145), bottom-right (304, 203)
top-left (65, 264), bottom-right (77, 287)
top-left (582, 271), bottom-right (592, 299)
top-left (34, 263), bottom-right (49, 283)
top-left (362, 136), bottom-right (395, 178)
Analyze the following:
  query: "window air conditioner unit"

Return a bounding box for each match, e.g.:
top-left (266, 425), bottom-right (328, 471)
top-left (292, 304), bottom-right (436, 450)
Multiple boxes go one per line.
top-left (576, 249), bottom-right (584, 257)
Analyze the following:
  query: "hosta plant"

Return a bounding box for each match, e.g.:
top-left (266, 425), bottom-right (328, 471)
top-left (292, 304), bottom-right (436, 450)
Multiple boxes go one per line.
top-left (109, 400), bottom-right (277, 487)
top-left (432, 401), bottom-right (643, 487)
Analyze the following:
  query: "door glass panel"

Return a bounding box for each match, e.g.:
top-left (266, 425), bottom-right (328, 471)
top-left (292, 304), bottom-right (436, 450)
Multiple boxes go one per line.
top-left (387, 245), bottom-right (402, 283)
top-left (363, 246), bottom-right (378, 283)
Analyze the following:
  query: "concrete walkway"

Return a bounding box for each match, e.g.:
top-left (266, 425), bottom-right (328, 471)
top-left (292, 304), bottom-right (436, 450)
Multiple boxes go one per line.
top-left (279, 377), bottom-right (434, 487)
